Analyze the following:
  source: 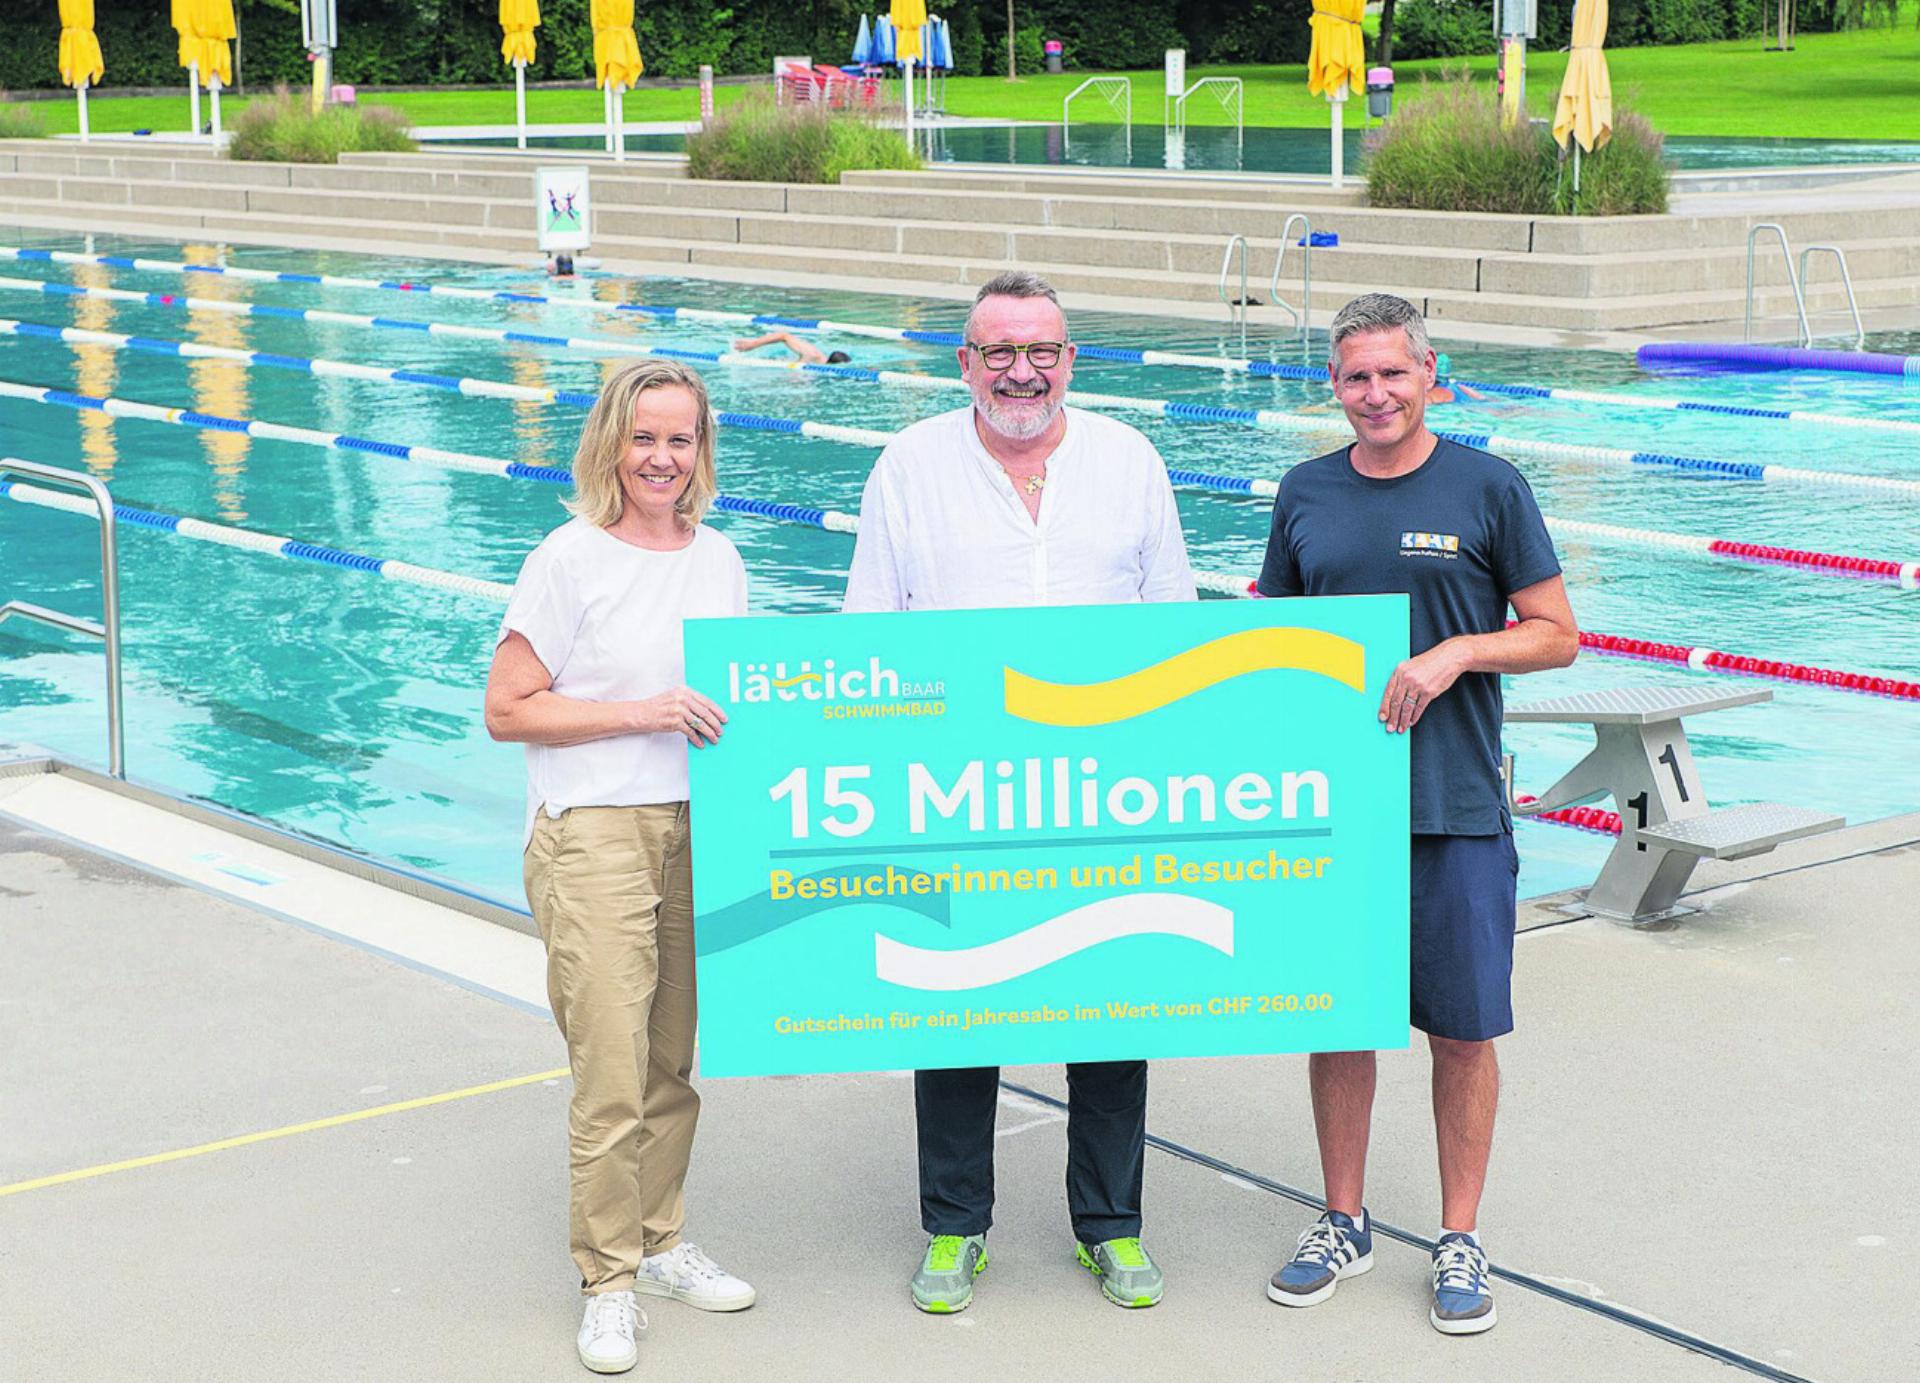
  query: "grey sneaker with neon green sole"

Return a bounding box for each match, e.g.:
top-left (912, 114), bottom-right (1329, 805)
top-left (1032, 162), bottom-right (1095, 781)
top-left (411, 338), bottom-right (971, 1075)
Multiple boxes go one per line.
top-left (911, 1234), bottom-right (988, 1314)
top-left (1076, 1237), bottom-right (1164, 1308)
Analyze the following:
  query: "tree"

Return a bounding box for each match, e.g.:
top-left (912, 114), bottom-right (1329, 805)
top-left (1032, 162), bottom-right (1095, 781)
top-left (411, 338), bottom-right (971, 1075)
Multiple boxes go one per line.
top-left (1006, 0), bottom-right (1017, 77)
top-left (1377, 0), bottom-right (1398, 67)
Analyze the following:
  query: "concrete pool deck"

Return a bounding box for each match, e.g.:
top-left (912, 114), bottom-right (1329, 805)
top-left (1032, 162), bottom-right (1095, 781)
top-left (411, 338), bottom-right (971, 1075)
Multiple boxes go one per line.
top-left (2, 757), bottom-right (1914, 1383)
top-left (2, 137), bottom-right (1918, 346)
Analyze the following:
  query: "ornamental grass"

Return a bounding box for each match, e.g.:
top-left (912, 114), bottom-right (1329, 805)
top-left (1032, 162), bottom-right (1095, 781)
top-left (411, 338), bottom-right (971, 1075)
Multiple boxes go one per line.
top-left (228, 85), bottom-right (415, 164)
top-left (1366, 72), bottom-right (1669, 216)
top-left (0, 93), bottom-right (49, 139)
top-left (685, 91), bottom-right (921, 184)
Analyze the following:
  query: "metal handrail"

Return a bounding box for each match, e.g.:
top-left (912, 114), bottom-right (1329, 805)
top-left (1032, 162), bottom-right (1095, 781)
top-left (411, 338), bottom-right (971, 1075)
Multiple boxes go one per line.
top-left (1218, 234), bottom-right (1250, 355)
top-left (0, 458), bottom-right (125, 778)
top-left (1062, 77), bottom-right (1132, 160)
top-left (1171, 77), bottom-right (1244, 159)
top-left (1269, 212), bottom-right (1313, 341)
top-left (1797, 244), bottom-right (1866, 350)
top-left (1744, 222), bottom-right (1811, 347)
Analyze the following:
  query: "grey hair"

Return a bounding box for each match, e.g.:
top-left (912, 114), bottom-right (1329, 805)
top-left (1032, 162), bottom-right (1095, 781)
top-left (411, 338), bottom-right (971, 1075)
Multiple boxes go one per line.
top-left (1328, 293), bottom-right (1431, 373)
top-left (965, 270), bottom-right (1069, 340)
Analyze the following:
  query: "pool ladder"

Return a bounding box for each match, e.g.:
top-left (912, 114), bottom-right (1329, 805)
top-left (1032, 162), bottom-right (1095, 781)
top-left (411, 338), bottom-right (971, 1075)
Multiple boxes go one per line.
top-left (0, 459), bottom-right (125, 777)
top-left (1218, 216), bottom-right (1316, 356)
top-left (1745, 222), bottom-right (1864, 349)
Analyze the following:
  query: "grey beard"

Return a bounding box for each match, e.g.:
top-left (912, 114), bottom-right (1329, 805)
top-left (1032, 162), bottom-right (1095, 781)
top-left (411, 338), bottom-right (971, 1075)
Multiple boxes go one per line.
top-left (978, 390), bottom-right (1062, 442)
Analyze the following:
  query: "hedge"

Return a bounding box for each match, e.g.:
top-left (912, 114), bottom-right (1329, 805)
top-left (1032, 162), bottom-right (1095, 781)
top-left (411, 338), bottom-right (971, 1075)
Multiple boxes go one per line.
top-left (0, 0), bottom-right (1899, 90)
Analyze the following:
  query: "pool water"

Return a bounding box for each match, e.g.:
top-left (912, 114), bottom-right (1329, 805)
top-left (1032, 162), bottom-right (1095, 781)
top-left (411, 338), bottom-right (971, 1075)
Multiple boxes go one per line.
top-left (442, 124), bottom-right (1920, 177)
top-left (1, 228), bottom-right (1916, 908)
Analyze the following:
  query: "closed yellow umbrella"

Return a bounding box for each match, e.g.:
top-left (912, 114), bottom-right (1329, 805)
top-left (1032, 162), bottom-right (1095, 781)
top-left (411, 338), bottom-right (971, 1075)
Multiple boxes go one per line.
top-left (1307, 0), bottom-right (1365, 97)
top-left (501, 0), bottom-right (541, 151)
top-left (170, 0), bottom-right (196, 69)
top-left (1553, 0), bottom-right (1614, 155)
top-left (890, 0), bottom-right (926, 64)
top-left (591, 0), bottom-right (643, 89)
top-left (1307, 0), bottom-right (1366, 189)
top-left (192, 0), bottom-right (236, 88)
top-left (500, 0), bottom-right (540, 66)
top-left (591, 0), bottom-right (642, 164)
top-left (58, 0), bottom-right (104, 143)
top-left (890, 0), bottom-right (927, 147)
top-left (58, 0), bottom-right (105, 87)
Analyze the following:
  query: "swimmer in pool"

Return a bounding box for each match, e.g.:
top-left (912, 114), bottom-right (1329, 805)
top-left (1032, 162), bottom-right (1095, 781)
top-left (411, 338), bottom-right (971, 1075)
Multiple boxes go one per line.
top-left (1427, 354), bottom-right (1489, 405)
top-left (730, 330), bottom-right (851, 366)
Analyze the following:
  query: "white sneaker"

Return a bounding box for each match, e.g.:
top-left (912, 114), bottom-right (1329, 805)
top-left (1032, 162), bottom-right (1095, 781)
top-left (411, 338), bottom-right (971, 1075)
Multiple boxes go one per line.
top-left (636, 1241), bottom-right (758, 1312)
top-left (576, 1290), bottom-right (643, 1374)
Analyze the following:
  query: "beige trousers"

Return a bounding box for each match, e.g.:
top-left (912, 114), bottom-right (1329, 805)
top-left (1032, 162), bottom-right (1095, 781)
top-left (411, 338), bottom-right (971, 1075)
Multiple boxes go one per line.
top-left (524, 802), bottom-right (700, 1295)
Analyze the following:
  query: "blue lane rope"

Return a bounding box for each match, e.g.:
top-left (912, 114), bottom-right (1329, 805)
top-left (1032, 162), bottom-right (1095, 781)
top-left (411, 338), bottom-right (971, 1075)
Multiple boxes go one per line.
top-left (12, 246), bottom-right (1920, 439)
top-left (5, 322), bottom-right (1917, 501)
top-left (10, 381), bottom-right (1920, 592)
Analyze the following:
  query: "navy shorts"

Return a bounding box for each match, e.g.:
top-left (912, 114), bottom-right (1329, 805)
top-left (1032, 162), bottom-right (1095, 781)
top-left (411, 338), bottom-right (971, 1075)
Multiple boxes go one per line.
top-left (1410, 832), bottom-right (1519, 1042)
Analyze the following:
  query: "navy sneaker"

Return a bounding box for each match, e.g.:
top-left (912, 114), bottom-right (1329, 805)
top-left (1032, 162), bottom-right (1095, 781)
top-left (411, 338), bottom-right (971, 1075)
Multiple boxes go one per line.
top-left (1430, 1232), bottom-right (1497, 1335)
top-left (1267, 1209), bottom-right (1374, 1307)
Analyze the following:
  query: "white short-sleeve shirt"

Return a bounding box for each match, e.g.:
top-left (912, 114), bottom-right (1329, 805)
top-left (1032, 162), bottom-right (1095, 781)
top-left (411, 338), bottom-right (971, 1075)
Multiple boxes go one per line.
top-left (499, 518), bottom-right (747, 843)
top-left (841, 405), bottom-right (1197, 612)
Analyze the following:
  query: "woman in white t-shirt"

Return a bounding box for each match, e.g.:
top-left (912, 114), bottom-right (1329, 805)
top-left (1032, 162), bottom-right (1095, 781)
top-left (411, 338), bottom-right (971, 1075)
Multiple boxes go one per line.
top-left (484, 360), bottom-right (754, 1376)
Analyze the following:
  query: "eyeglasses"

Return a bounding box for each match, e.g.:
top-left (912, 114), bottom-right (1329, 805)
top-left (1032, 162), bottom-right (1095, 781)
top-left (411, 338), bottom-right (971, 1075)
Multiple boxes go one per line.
top-left (967, 340), bottom-right (1067, 371)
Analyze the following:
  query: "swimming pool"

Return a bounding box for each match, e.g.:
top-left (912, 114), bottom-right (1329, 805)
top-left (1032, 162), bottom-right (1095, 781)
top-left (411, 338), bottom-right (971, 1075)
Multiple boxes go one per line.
top-left (438, 124), bottom-right (1920, 177)
top-left (2, 228), bottom-right (1916, 908)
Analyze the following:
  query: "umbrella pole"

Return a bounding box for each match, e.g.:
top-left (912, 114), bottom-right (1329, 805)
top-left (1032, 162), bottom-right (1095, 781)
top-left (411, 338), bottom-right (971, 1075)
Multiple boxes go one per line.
top-left (77, 82), bottom-right (90, 143)
top-left (904, 58), bottom-right (915, 151)
top-left (190, 62), bottom-right (202, 139)
top-left (1330, 87), bottom-right (1347, 191)
top-left (515, 60), bottom-right (527, 151)
top-left (211, 80), bottom-right (223, 145)
top-left (614, 85), bottom-right (626, 163)
top-left (1574, 143), bottom-right (1582, 193)
top-left (602, 83), bottom-right (613, 153)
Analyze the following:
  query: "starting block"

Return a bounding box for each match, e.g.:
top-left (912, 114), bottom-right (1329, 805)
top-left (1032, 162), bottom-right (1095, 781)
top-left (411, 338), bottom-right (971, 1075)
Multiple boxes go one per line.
top-left (1506, 686), bottom-right (1842, 923)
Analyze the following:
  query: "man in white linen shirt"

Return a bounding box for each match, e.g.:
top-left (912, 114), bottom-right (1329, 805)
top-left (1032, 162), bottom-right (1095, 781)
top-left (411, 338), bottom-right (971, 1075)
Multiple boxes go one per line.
top-left (843, 270), bottom-right (1197, 1315)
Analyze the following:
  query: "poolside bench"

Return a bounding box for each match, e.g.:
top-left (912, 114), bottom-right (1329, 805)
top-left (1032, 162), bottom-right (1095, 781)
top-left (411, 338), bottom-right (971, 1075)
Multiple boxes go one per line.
top-left (1504, 686), bottom-right (1842, 923)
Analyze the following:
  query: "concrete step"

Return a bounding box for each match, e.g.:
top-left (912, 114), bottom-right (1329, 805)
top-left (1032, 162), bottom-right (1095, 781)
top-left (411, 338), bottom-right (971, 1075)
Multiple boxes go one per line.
top-left (1426, 276), bottom-right (1920, 332)
top-left (1483, 237), bottom-right (1920, 298)
top-left (841, 166), bottom-right (1370, 207)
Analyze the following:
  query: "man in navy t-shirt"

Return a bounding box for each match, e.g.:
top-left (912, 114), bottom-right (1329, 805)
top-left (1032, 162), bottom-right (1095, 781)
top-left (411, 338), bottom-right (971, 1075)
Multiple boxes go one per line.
top-left (1257, 294), bottom-right (1578, 1336)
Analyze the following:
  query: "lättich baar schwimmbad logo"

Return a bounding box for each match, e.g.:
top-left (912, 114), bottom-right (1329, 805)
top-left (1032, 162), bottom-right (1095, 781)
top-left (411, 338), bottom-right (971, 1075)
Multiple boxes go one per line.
top-left (728, 658), bottom-right (947, 721)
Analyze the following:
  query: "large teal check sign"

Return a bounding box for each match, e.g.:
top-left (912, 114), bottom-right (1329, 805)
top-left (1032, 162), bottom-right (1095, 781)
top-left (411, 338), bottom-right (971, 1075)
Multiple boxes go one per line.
top-left (685, 596), bottom-right (1409, 1077)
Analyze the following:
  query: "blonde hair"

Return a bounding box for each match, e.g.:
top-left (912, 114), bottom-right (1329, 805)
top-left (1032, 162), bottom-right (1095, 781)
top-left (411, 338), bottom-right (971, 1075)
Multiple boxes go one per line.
top-left (564, 360), bottom-right (718, 529)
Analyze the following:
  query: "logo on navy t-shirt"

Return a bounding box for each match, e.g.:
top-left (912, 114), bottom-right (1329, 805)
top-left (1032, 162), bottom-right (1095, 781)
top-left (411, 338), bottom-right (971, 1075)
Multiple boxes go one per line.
top-left (1399, 531), bottom-right (1460, 559)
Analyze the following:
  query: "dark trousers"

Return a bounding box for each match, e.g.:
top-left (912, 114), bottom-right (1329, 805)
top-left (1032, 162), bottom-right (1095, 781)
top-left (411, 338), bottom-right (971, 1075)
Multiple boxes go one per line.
top-left (915, 1061), bottom-right (1147, 1244)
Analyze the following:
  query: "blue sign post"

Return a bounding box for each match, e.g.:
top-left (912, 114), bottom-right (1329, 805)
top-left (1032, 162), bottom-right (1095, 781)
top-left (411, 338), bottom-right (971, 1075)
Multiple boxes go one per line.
top-left (685, 596), bottom-right (1409, 1077)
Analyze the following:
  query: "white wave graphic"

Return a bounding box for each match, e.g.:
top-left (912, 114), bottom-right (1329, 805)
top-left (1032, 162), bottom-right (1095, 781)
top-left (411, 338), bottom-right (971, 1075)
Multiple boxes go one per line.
top-left (873, 893), bottom-right (1235, 992)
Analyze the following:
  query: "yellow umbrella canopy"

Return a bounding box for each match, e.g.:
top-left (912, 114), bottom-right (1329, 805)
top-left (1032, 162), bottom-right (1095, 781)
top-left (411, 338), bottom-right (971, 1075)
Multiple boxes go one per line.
top-left (58, 0), bottom-right (105, 88)
top-left (1553, 0), bottom-right (1614, 152)
top-left (191, 0), bottom-right (236, 87)
top-left (170, 0), bottom-right (196, 69)
top-left (591, 0), bottom-right (644, 89)
top-left (890, 0), bottom-right (927, 63)
top-left (1307, 0), bottom-right (1366, 97)
top-left (500, 0), bottom-right (541, 66)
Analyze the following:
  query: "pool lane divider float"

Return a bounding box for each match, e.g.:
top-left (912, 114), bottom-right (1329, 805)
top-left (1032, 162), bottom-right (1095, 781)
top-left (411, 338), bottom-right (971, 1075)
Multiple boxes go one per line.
top-left (0, 468), bottom-right (514, 602)
top-left (1638, 341), bottom-right (1920, 380)
top-left (15, 247), bottom-right (1920, 439)
top-left (6, 455), bottom-right (1915, 706)
top-left (8, 314), bottom-right (1920, 501)
top-left (11, 378), bottom-right (1920, 587)
top-left (6, 379), bottom-right (1919, 590)
top-left (24, 273), bottom-right (1920, 449)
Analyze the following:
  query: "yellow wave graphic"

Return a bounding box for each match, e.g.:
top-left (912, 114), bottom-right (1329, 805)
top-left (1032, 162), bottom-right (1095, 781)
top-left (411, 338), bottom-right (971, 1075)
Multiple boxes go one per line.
top-left (771, 672), bottom-right (824, 688)
top-left (1004, 626), bottom-right (1364, 727)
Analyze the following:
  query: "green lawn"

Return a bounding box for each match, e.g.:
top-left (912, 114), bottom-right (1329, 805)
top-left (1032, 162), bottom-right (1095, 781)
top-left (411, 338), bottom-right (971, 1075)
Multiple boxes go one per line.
top-left (17, 14), bottom-right (1920, 141)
